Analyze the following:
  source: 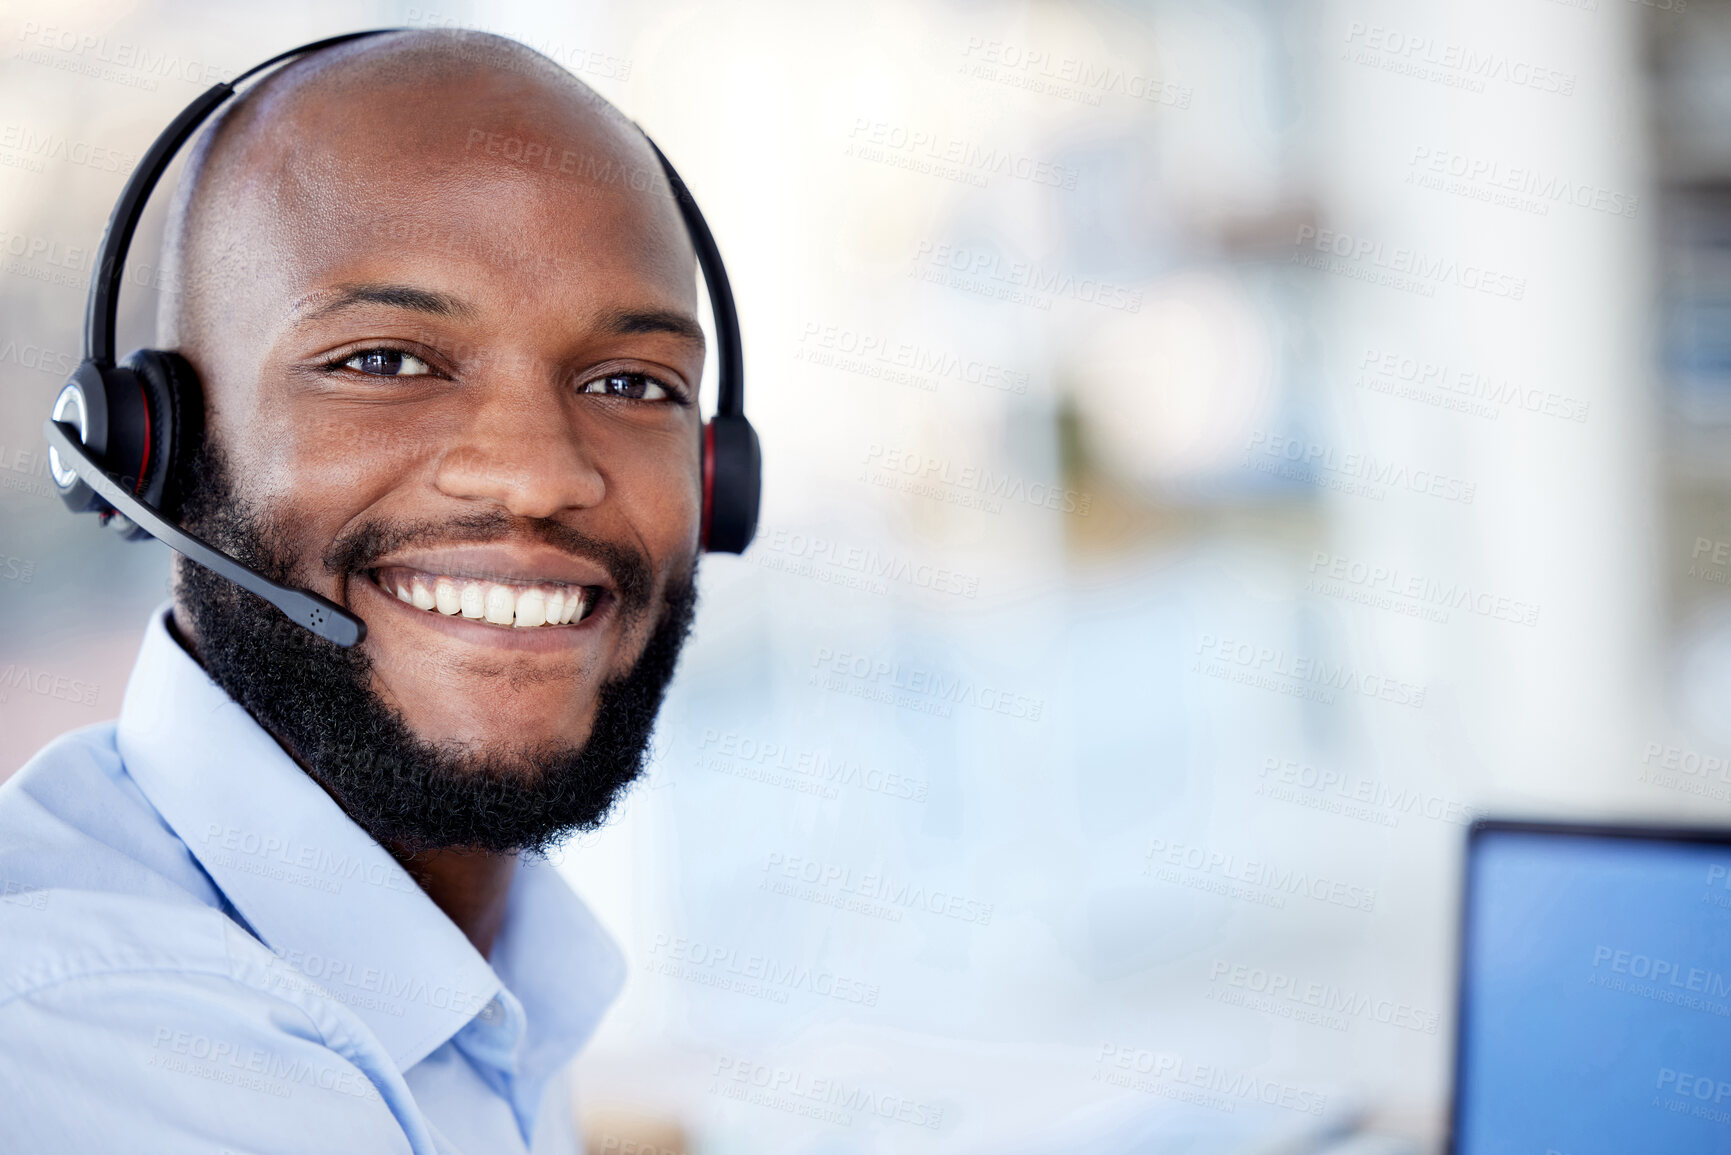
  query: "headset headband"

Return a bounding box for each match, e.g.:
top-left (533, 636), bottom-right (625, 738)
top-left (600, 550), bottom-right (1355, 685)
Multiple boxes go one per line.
top-left (85, 32), bottom-right (383, 366)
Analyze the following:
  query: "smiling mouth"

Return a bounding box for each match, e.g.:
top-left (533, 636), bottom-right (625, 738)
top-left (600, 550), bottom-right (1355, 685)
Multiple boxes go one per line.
top-left (369, 566), bottom-right (601, 629)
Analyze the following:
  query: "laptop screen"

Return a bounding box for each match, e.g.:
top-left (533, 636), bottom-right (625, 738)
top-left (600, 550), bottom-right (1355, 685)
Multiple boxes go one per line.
top-left (1452, 822), bottom-right (1731, 1154)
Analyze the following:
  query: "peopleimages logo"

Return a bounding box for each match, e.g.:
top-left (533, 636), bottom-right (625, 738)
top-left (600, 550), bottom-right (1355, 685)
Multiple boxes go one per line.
top-left (0, 438), bottom-right (52, 501)
top-left (758, 528), bottom-right (981, 599)
top-left (862, 443), bottom-right (1091, 516)
top-left (0, 664), bottom-right (98, 707)
top-left (697, 728), bottom-right (930, 803)
top-left (200, 824), bottom-right (420, 897)
top-left (1656, 1068), bottom-right (1731, 1125)
top-left (261, 947), bottom-right (491, 1020)
top-left (1658, 1067), bottom-right (1731, 1103)
top-left (14, 21), bottom-right (238, 88)
top-left (1638, 740), bottom-right (1731, 805)
top-left (1094, 1044), bottom-right (1329, 1116)
top-left (711, 1055), bottom-right (944, 1130)
top-left (810, 646), bottom-right (1046, 722)
top-left (645, 934), bottom-right (880, 1007)
top-left (1244, 429), bottom-right (1478, 505)
top-left (147, 1028), bottom-right (382, 1103)
top-left (957, 36), bottom-right (1193, 109)
top-left (1307, 550), bottom-right (1541, 627)
top-left (1291, 225), bottom-right (1526, 301)
top-left (761, 851), bottom-right (993, 926)
top-left (404, 8), bottom-right (634, 81)
top-left (1146, 838), bottom-right (1378, 913)
top-left (0, 226), bottom-right (89, 291)
top-left (1592, 945), bottom-right (1731, 997)
top-left (1342, 22), bottom-right (1576, 97)
top-left (0, 338), bottom-right (78, 379)
top-left (847, 119), bottom-right (1079, 190)
top-left (1406, 145), bottom-right (1637, 219)
top-left (1357, 345), bottom-right (1589, 424)
top-left (797, 320), bottom-right (1030, 395)
top-left (0, 122), bottom-right (137, 175)
top-left (1704, 864), bottom-right (1731, 917)
top-left (1207, 958), bottom-right (1441, 1034)
top-left (910, 242), bottom-right (1143, 313)
top-left (1192, 632), bottom-right (1426, 709)
top-left (1256, 756), bottom-right (1478, 828)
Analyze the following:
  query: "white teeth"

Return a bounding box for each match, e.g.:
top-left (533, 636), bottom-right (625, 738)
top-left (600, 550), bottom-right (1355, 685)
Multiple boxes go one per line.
top-left (384, 569), bottom-right (585, 627)
top-left (514, 588), bottom-right (546, 628)
top-left (460, 582), bottom-right (486, 619)
top-left (435, 578), bottom-right (461, 616)
top-left (484, 584), bottom-right (515, 625)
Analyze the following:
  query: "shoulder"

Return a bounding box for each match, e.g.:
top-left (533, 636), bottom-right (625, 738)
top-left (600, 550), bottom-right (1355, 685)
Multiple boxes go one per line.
top-left (0, 891), bottom-right (430, 1154)
top-left (0, 722), bottom-right (222, 910)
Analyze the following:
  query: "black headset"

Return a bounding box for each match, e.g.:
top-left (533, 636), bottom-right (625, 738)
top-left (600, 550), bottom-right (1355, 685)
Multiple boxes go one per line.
top-left (43, 29), bottom-right (761, 648)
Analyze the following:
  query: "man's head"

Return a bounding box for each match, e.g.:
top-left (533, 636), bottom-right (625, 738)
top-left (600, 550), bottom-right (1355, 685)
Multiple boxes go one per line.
top-left (160, 31), bottom-right (705, 854)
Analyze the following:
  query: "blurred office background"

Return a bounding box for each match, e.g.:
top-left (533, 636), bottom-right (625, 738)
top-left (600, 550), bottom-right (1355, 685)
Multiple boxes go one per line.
top-left (0, 0), bottom-right (1717, 1149)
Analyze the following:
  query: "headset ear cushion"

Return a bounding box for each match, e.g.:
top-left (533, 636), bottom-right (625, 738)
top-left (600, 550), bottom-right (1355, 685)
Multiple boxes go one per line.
top-left (703, 414), bottom-right (761, 554)
top-left (121, 349), bottom-right (204, 524)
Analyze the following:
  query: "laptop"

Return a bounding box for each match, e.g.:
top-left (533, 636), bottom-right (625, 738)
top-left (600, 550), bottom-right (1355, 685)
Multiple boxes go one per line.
top-left (1450, 819), bottom-right (1731, 1154)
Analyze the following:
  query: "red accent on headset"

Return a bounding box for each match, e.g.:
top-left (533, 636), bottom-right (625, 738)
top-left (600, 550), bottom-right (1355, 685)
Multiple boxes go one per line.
top-left (134, 377), bottom-right (152, 495)
top-left (700, 420), bottom-right (715, 550)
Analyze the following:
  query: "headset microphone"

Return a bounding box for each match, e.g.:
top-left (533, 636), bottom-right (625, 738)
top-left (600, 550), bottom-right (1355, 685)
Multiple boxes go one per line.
top-left (45, 29), bottom-right (761, 649)
top-left (43, 417), bottom-right (363, 645)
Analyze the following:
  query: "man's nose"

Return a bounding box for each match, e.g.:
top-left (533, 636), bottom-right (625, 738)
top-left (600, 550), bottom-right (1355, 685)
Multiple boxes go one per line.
top-left (432, 388), bottom-right (605, 519)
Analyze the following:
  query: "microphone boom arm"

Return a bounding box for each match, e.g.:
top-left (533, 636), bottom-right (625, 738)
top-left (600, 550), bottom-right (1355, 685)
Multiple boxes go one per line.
top-left (43, 419), bottom-right (365, 647)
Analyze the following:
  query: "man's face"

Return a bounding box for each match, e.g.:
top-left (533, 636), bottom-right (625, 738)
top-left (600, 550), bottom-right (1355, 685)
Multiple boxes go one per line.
top-left (184, 74), bottom-right (704, 764)
top-left (165, 70), bottom-right (710, 853)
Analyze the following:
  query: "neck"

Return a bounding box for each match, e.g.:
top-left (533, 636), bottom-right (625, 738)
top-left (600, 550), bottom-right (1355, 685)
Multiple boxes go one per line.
top-left (393, 847), bottom-right (519, 958)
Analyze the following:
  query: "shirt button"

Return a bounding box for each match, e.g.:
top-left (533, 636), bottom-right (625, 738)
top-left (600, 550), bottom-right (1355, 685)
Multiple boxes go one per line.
top-left (479, 998), bottom-right (502, 1024)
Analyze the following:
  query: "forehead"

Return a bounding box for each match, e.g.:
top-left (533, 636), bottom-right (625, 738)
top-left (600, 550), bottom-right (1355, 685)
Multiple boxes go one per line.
top-left (228, 73), bottom-right (696, 318)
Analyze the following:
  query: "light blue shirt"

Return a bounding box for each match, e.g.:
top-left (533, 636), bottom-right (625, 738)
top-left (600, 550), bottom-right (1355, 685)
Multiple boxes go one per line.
top-left (0, 606), bottom-right (625, 1154)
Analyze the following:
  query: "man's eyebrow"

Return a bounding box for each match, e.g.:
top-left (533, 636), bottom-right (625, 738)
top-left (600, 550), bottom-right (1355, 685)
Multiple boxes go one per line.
top-left (295, 283), bottom-right (478, 322)
top-left (294, 288), bottom-right (704, 345)
top-left (599, 307), bottom-right (706, 346)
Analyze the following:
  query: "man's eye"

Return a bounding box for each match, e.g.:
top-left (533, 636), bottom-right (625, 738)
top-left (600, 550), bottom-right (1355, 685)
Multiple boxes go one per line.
top-left (341, 350), bottom-right (434, 377)
top-left (579, 372), bottom-right (671, 401)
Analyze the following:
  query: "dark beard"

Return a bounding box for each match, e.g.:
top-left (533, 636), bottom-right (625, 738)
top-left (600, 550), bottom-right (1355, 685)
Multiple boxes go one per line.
top-left (171, 442), bottom-right (697, 856)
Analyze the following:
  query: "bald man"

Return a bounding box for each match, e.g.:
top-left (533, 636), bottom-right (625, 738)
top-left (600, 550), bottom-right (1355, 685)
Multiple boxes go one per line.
top-left (0, 30), bottom-right (708, 1154)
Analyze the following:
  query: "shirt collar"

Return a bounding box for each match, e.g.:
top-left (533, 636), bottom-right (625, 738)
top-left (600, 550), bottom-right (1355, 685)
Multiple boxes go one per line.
top-left (115, 604), bottom-right (624, 1083)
